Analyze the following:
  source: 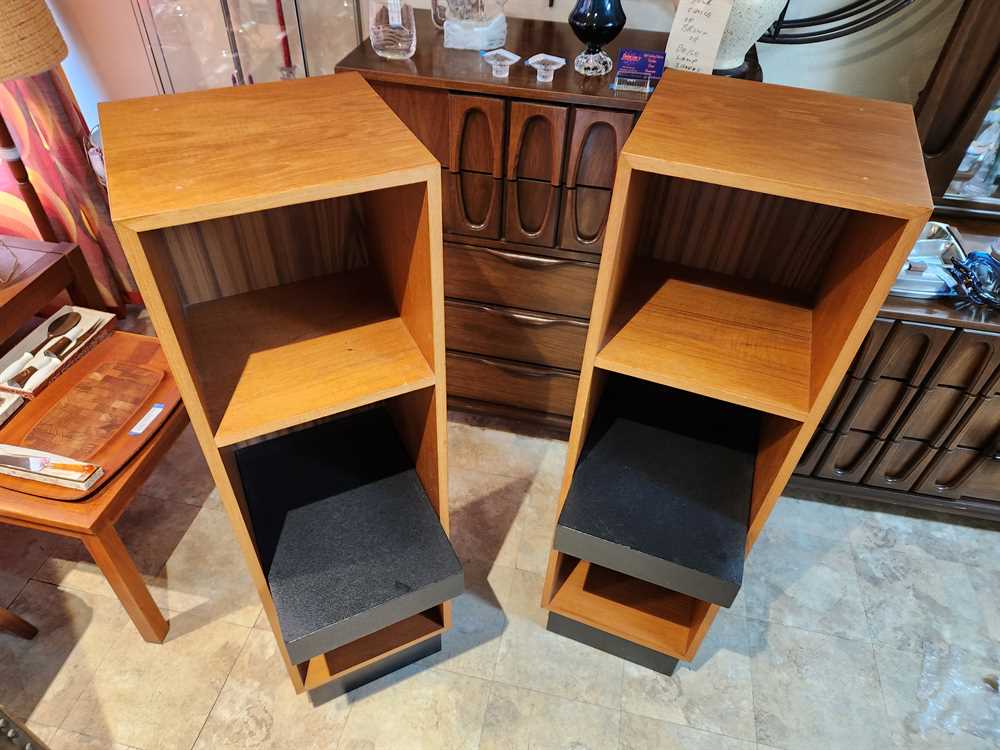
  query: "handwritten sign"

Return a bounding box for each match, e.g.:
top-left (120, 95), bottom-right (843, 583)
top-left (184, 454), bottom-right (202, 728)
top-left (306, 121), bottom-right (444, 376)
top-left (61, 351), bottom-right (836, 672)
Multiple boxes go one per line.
top-left (664, 0), bottom-right (734, 74)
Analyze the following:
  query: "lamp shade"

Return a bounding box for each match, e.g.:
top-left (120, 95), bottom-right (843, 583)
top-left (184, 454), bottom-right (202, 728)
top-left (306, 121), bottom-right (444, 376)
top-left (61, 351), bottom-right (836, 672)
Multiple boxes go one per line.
top-left (0, 0), bottom-right (67, 83)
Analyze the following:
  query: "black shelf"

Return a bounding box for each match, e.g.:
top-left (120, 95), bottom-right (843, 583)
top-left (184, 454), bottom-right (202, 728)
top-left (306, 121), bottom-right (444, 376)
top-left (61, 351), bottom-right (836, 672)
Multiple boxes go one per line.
top-left (555, 375), bottom-right (758, 607)
top-left (236, 405), bottom-right (463, 665)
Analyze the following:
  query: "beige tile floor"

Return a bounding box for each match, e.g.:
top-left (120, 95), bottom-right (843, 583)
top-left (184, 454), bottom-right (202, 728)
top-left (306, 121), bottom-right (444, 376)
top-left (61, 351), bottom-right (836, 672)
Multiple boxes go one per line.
top-left (1, 414), bottom-right (999, 750)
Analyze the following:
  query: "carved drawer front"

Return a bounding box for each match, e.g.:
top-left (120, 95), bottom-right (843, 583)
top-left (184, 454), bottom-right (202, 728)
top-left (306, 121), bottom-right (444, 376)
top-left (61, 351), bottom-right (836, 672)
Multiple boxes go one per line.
top-left (560, 186), bottom-right (612, 254)
top-left (445, 299), bottom-right (588, 371)
top-left (795, 428), bottom-right (834, 476)
top-left (893, 386), bottom-right (976, 446)
top-left (848, 317), bottom-right (894, 378)
top-left (816, 430), bottom-right (884, 483)
top-left (507, 102), bottom-right (568, 184)
top-left (449, 94), bottom-right (505, 175)
top-left (443, 170), bottom-right (502, 240)
top-left (915, 444), bottom-right (1000, 502)
top-left (370, 81), bottom-right (450, 167)
top-left (565, 107), bottom-right (633, 189)
top-left (504, 180), bottom-right (561, 246)
top-left (948, 394), bottom-right (1000, 451)
top-left (928, 328), bottom-right (1000, 393)
top-left (864, 438), bottom-right (939, 492)
top-left (822, 376), bottom-right (862, 429)
top-left (868, 320), bottom-right (952, 385)
top-left (443, 242), bottom-right (599, 318)
top-left (446, 350), bottom-right (579, 416)
top-left (833, 378), bottom-right (918, 438)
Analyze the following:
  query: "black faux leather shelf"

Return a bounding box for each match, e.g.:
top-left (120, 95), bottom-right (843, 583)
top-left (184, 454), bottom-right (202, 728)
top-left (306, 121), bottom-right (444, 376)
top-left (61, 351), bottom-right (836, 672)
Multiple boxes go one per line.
top-left (554, 375), bottom-right (758, 607)
top-left (236, 405), bottom-right (463, 665)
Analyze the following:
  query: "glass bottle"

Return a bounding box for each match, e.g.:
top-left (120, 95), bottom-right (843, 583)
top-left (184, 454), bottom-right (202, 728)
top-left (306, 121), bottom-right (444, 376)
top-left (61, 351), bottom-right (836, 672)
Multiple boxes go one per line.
top-left (369, 0), bottom-right (417, 59)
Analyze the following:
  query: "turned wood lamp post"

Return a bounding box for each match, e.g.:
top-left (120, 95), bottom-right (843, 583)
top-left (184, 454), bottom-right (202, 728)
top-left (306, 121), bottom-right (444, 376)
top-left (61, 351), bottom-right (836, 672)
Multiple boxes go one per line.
top-left (0, 0), bottom-right (68, 243)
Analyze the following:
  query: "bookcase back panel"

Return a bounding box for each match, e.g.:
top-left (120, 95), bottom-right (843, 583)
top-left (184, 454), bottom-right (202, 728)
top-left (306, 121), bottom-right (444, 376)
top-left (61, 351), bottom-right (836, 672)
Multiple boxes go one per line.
top-left (636, 175), bottom-right (853, 301)
top-left (155, 196), bottom-right (370, 307)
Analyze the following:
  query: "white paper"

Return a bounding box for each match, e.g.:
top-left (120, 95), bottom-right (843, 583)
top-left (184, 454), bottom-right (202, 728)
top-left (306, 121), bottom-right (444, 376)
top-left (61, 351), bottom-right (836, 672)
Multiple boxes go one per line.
top-left (665, 0), bottom-right (734, 74)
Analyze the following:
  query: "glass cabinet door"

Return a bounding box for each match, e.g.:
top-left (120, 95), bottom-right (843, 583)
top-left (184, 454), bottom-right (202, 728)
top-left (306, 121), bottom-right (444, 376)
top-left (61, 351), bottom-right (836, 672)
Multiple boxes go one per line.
top-left (944, 91), bottom-right (1000, 212)
top-left (135, 0), bottom-right (362, 94)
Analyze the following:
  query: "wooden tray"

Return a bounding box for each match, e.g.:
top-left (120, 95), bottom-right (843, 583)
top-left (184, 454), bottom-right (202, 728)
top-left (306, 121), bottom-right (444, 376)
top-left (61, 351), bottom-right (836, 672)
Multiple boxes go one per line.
top-left (0, 332), bottom-right (181, 501)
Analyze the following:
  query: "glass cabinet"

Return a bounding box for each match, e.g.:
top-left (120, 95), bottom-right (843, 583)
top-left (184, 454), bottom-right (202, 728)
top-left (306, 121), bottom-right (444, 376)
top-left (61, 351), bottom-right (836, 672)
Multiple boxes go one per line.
top-left (943, 92), bottom-right (1000, 212)
top-left (133, 0), bottom-right (363, 93)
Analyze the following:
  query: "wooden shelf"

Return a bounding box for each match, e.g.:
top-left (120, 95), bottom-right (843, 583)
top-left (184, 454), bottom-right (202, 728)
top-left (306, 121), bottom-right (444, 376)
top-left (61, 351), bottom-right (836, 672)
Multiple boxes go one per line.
top-left (548, 558), bottom-right (703, 659)
top-left (302, 608), bottom-right (444, 689)
top-left (236, 406), bottom-right (462, 666)
top-left (555, 376), bottom-right (757, 607)
top-left (186, 268), bottom-right (435, 446)
top-left (595, 262), bottom-right (812, 421)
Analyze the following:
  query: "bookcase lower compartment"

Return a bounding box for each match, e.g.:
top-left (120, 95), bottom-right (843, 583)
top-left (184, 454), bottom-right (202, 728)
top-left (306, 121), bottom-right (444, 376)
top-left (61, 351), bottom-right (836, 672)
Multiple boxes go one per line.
top-left (555, 374), bottom-right (758, 607)
top-left (547, 555), bottom-right (714, 662)
top-left (235, 399), bottom-right (462, 667)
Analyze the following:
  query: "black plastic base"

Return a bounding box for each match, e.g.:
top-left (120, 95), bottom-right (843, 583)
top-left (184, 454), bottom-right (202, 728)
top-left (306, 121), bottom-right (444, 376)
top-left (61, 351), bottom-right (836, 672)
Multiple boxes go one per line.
top-left (308, 634), bottom-right (442, 705)
top-left (547, 612), bottom-right (679, 676)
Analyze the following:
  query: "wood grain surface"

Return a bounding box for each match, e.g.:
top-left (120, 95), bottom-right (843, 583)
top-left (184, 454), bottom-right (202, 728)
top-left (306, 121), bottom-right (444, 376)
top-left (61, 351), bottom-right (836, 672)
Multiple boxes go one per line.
top-left (100, 72), bottom-right (438, 230)
top-left (0, 333), bottom-right (180, 501)
top-left (623, 70), bottom-right (932, 219)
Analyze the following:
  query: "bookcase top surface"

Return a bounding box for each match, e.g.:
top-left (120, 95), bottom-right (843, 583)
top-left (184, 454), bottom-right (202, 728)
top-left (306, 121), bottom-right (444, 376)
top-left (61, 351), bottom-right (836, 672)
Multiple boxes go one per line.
top-left (625, 70), bottom-right (932, 219)
top-left (100, 72), bottom-right (437, 229)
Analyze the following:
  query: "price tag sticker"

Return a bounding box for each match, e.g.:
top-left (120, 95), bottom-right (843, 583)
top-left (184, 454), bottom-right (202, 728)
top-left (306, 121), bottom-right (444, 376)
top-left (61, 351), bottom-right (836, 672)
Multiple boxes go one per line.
top-left (129, 403), bottom-right (165, 436)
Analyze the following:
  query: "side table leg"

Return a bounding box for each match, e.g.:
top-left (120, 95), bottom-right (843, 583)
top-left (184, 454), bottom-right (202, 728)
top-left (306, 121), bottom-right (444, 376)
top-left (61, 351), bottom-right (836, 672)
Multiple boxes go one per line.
top-left (0, 607), bottom-right (37, 639)
top-left (83, 525), bottom-right (168, 643)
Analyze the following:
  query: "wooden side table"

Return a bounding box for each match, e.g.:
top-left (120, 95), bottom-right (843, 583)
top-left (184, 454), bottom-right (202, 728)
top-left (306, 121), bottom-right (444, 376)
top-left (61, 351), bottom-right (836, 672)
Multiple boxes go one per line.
top-left (0, 234), bottom-right (106, 345)
top-left (0, 233), bottom-right (178, 643)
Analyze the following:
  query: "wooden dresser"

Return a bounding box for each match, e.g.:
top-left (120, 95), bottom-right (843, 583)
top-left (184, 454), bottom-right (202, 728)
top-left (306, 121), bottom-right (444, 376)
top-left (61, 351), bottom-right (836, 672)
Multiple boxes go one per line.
top-left (790, 221), bottom-right (1000, 522)
top-left (338, 12), bottom-right (667, 429)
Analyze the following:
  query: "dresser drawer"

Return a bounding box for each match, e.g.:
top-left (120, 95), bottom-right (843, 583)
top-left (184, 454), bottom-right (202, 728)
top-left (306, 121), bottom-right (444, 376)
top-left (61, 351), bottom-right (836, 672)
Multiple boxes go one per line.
top-left (443, 171), bottom-right (502, 240)
top-left (795, 428), bottom-right (834, 476)
top-left (815, 430), bottom-right (884, 483)
top-left (444, 243), bottom-right (599, 318)
top-left (445, 299), bottom-right (588, 371)
top-left (915, 445), bottom-right (1000, 502)
top-left (870, 320), bottom-right (951, 385)
top-left (835, 378), bottom-right (917, 438)
top-left (560, 186), bottom-right (612, 254)
top-left (948, 394), bottom-right (1000, 451)
top-left (863, 437), bottom-right (939, 492)
top-left (927, 328), bottom-right (1000, 393)
top-left (446, 351), bottom-right (579, 416)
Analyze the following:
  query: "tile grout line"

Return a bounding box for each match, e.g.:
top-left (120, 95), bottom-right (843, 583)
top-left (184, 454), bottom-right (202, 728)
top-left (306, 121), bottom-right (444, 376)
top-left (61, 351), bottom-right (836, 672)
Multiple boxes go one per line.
top-left (186, 622), bottom-right (255, 750)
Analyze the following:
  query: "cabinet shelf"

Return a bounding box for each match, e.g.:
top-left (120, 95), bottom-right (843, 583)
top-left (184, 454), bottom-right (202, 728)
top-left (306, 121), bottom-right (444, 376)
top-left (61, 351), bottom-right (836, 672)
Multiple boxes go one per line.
top-left (595, 262), bottom-right (812, 421)
top-left (548, 557), bottom-right (707, 659)
top-left (236, 405), bottom-right (462, 666)
top-left (186, 268), bottom-right (435, 446)
top-left (555, 375), bottom-right (757, 607)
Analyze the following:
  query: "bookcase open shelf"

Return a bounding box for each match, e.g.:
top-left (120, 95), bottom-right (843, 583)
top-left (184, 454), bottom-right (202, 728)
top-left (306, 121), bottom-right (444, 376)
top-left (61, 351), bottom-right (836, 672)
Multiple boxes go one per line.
top-left (102, 72), bottom-right (457, 696)
top-left (554, 374), bottom-right (758, 608)
top-left (542, 70), bottom-right (933, 674)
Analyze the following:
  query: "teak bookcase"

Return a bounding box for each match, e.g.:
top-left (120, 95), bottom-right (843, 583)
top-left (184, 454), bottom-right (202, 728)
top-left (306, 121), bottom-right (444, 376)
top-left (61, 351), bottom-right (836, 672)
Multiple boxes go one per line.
top-left (541, 70), bottom-right (933, 673)
top-left (100, 73), bottom-right (462, 697)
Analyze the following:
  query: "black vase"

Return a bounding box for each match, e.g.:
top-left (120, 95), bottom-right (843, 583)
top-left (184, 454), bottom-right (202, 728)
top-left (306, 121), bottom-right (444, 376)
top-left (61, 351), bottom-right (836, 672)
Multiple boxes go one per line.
top-left (568, 0), bottom-right (626, 76)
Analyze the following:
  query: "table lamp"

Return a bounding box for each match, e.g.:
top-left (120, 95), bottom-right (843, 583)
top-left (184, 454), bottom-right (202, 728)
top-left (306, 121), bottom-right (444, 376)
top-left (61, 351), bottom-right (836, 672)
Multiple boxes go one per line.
top-left (0, 0), bottom-right (68, 242)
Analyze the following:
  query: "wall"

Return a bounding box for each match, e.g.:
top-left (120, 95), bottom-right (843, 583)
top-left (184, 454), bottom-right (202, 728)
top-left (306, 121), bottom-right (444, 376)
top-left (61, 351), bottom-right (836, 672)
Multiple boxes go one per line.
top-left (50, 0), bottom-right (159, 127)
top-left (58, 0), bottom-right (962, 127)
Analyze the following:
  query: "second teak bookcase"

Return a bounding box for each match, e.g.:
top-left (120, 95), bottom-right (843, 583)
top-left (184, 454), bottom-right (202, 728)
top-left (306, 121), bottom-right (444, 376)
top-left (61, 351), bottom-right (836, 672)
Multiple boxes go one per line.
top-left (101, 73), bottom-right (462, 698)
top-left (541, 70), bottom-right (933, 673)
